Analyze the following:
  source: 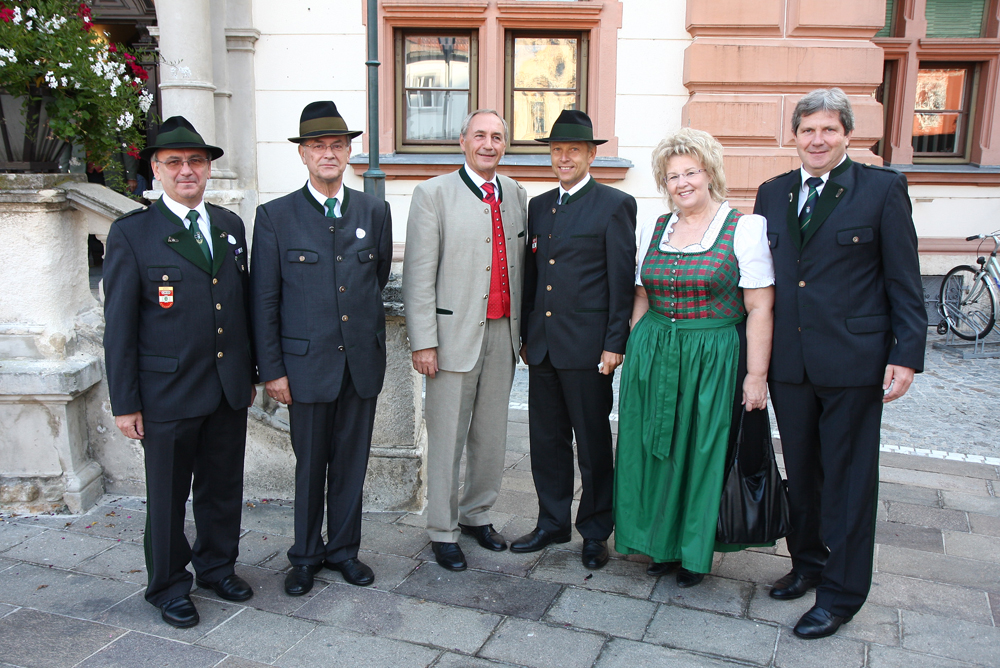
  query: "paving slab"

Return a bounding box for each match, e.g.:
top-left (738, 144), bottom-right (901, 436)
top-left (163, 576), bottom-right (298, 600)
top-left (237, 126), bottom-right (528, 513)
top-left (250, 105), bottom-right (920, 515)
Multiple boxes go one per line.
top-left (239, 500), bottom-right (296, 538)
top-left (196, 607), bottom-right (316, 664)
top-left (746, 585), bottom-right (814, 627)
top-left (868, 572), bottom-right (993, 624)
top-left (298, 582), bottom-right (500, 653)
top-left (416, 537), bottom-right (543, 578)
top-left (0, 563), bottom-right (140, 618)
top-left (217, 565), bottom-right (328, 616)
top-left (594, 638), bottom-right (735, 668)
top-left (0, 522), bottom-right (46, 551)
top-left (0, 608), bottom-right (126, 668)
top-left (877, 482), bottom-right (942, 507)
top-left (884, 501), bottom-right (970, 531)
top-left (544, 587), bottom-right (657, 640)
top-left (394, 562), bottom-right (561, 620)
top-left (879, 452), bottom-right (999, 479)
top-left (363, 511), bottom-right (406, 524)
top-left (75, 631), bottom-right (227, 668)
top-left (92, 589), bottom-right (241, 641)
top-left (875, 521), bottom-right (944, 553)
top-left (274, 625), bottom-right (440, 668)
top-left (712, 549), bottom-right (791, 586)
top-left (501, 469), bottom-right (542, 495)
top-left (0, 602), bottom-right (15, 617)
top-left (214, 657), bottom-right (275, 668)
top-left (491, 489), bottom-right (544, 519)
top-left (73, 541), bottom-right (148, 584)
top-left (878, 467), bottom-right (989, 496)
top-left (1, 530), bottom-right (115, 568)
top-left (901, 609), bottom-right (1000, 666)
top-left (396, 510), bottom-right (427, 528)
top-left (237, 531), bottom-right (294, 568)
top-left (65, 506), bottom-right (147, 543)
top-left (773, 627), bottom-right (865, 668)
top-left (433, 653), bottom-right (522, 668)
top-left (479, 617), bottom-right (605, 668)
top-left (5, 514), bottom-right (79, 529)
top-left (940, 490), bottom-right (1000, 517)
top-left (867, 645), bottom-right (977, 668)
top-left (875, 544), bottom-right (1000, 594)
top-left (643, 604), bottom-right (778, 665)
top-left (530, 550), bottom-right (655, 599)
top-left (359, 520), bottom-right (430, 558)
top-left (650, 574), bottom-right (750, 618)
top-left (353, 549), bottom-right (420, 590)
top-left (943, 530), bottom-right (1000, 563)
top-left (968, 512), bottom-right (1000, 537)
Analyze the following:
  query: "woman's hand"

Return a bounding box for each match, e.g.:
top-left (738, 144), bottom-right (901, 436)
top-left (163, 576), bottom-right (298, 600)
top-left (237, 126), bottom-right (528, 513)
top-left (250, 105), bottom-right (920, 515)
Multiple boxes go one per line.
top-left (742, 372), bottom-right (768, 411)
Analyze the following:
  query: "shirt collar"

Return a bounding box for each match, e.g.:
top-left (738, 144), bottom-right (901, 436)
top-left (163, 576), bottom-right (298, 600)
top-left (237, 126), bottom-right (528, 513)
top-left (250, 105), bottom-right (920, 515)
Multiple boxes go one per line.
top-left (462, 163), bottom-right (498, 195)
top-left (160, 192), bottom-right (209, 225)
top-left (307, 179), bottom-right (345, 214)
top-left (558, 173), bottom-right (591, 201)
top-left (799, 154), bottom-right (847, 188)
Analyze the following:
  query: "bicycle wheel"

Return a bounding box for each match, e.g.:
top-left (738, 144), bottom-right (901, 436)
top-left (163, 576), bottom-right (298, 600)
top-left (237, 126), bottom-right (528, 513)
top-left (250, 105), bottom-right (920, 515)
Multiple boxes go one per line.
top-left (939, 265), bottom-right (996, 340)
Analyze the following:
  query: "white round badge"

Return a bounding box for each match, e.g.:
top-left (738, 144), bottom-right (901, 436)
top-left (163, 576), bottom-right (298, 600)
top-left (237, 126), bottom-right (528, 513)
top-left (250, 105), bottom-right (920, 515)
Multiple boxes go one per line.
top-left (356, 228), bottom-right (366, 239)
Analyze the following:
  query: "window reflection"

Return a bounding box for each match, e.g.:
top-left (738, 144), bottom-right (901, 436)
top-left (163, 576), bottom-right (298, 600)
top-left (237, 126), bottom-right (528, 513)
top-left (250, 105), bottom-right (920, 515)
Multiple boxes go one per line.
top-left (511, 37), bottom-right (579, 142)
top-left (404, 36), bottom-right (471, 142)
top-left (912, 66), bottom-right (971, 156)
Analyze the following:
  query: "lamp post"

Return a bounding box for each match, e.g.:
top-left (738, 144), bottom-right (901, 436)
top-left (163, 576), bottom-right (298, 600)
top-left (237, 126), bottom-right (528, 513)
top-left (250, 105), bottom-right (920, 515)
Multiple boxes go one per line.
top-left (364, 0), bottom-right (386, 200)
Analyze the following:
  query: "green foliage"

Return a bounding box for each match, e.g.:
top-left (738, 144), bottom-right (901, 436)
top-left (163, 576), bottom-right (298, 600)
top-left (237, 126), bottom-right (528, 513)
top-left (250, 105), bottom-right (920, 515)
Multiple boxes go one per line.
top-left (0, 0), bottom-right (153, 169)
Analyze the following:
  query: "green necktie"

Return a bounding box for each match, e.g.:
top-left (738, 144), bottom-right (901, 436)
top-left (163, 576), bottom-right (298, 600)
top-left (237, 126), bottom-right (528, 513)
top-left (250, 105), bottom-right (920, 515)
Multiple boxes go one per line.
top-left (799, 177), bottom-right (823, 231)
top-left (186, 210), bottom-right (212, 264)
top-left (325, 197), bottom-right (339, 219)
top-left (559, 192), bottom-right (568, 205)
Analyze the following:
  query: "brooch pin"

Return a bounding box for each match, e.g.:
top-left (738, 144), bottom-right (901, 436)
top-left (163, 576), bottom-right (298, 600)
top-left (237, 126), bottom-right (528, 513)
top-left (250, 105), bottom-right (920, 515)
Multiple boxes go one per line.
top-left (167, 236), bottom-right (178, 243)
top-left (836, 188), bottom-right (844, 198)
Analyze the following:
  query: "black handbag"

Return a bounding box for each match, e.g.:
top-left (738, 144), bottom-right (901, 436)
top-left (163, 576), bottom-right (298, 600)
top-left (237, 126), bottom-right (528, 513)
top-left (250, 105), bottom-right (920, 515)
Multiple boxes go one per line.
top-left (716, 408), bottom-right (792, 544)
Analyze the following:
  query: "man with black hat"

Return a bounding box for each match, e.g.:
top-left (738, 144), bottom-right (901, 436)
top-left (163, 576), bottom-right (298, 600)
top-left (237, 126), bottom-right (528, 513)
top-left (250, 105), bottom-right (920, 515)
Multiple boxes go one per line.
top-left (103, 117), bottom-right (257, 628)
top-left (512, 109), bottom-right (636, 569)
top-left (250, 101), bottom-right (392, 597)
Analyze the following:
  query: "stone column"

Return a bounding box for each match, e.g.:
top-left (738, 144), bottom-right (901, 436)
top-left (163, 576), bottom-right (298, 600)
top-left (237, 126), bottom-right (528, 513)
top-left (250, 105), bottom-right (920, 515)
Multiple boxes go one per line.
top-left (682, 0), bottom-right (887, 209)
top-left (224, 0), bottom-right (261, 223)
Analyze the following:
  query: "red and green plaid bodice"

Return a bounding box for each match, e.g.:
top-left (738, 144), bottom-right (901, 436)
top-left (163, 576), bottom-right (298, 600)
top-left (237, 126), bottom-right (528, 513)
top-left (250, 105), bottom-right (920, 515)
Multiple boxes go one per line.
top-left (639, 208), bottom-right (745, 320)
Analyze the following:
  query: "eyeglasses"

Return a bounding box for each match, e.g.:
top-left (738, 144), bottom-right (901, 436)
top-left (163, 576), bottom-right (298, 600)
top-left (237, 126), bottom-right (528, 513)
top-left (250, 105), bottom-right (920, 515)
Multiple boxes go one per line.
top-left (303, 141), bottom-right (351, 155)
top-left (665, 168), bottom-right (707, 184)
top-left (155, 157), bottom-right (210, 170)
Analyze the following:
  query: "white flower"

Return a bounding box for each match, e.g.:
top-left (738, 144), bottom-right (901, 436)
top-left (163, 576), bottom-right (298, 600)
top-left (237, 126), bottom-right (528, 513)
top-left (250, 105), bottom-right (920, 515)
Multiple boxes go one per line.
top-left (117, 112), bottom-right (134, 130)
top-left (69, 157), bottom-right (81, 167)
top-left (12, 7), bottom-right (21, 24)
top-left (0, 48), bottom-right (15, 65)
top-left (59, 62), bottom-right (72, 69)
top-left (25, 19), bottom-right (32, 30)
top-left (139, 91), bottom-right (153, 113)
top-left (60, 76), bottom-right (68, 86)
top-left (26, 7), bottom-right (36, 18)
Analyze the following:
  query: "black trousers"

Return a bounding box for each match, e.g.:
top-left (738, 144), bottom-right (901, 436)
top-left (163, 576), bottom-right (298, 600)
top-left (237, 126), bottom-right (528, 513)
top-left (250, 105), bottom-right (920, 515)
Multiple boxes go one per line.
top-left (769, 378), bottom-right (884, 617)
top-left (287, 366), bottom-right (376, 566)
top-left (142, 399), bottom-right (247, 607)
top-left (528, 354), bottom-right (615, 540)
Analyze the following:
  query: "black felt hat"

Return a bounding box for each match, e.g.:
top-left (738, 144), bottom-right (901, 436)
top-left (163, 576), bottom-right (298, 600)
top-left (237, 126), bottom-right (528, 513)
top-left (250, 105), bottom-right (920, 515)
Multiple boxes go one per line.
top-left (139, 116), bottom-right (224, 161)
top-left (288, 101), bottom-right (363, 143)
top-left (535, 109), bottom-right (607, 145)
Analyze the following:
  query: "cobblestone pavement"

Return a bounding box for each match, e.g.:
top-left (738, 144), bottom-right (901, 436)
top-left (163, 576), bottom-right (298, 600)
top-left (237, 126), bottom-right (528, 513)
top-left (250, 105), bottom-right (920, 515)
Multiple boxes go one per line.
top-left (2, 412), bottom-right (1000, 667)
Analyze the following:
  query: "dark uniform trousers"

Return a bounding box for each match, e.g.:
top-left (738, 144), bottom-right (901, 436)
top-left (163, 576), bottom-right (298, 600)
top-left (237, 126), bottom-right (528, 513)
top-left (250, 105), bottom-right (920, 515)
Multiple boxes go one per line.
top-left (528, 355), bottom-right (615, 539)
top-left (287, 365), bottom-right (377, 566)
top-left (143, 399), bottom-right (247, 606)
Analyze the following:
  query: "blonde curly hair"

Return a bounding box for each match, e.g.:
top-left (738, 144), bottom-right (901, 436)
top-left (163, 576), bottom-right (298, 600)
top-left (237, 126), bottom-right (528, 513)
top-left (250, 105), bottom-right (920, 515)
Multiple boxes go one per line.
top-left (651, 128), bottom-right (727, 211)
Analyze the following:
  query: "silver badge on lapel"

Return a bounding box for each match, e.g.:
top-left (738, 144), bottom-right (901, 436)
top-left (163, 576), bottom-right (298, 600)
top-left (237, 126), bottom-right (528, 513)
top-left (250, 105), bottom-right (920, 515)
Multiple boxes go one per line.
top-left (228, 234), bottom-right (237, 244)
top-left (167, 236), bottom-right (178, 243)
top-left (356, 228), bottom-right (366, 239)
top-left (788, 193), bottom-right (793, 203)
top-left (835, 188), bottom-right (844, 198)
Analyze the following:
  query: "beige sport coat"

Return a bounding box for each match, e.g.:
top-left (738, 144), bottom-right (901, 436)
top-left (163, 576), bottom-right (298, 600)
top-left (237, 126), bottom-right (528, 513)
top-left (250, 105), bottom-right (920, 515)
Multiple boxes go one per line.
top-left (403, 167), bottom-right (528, 372)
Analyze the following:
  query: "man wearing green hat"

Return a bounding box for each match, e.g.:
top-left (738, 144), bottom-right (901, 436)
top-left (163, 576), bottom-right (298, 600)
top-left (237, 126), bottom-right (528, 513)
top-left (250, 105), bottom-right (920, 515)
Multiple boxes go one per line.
top-left (512, 109), bottom-right (636, 570)
top-left (103, 116), bottom-right (257, 628)
top-left (250, 101), bottom-right (392, 597)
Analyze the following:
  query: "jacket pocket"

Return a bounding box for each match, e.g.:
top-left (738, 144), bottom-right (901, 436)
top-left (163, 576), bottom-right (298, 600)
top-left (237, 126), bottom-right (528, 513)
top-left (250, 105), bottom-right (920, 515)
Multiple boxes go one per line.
top-left (358, 247), bottom-right (375, 263)
top-left (436, 308), bottom-right (453, 315)
top-left (575, 308), bottom-right (609, 313)
top-left (846, 314), bottom-right (890, 334)
top-left (517, 230), bottom-right (526, 238)
top-left (147, 266), bottom-right (182, 281)
top-left (138, 355), bottom-right (178, 373)
top-left (287, 250), bottom-right (318, 263)
top-left (767, 233), bottom-right (779, 250)
top-left (837, 227), bottom-right (874, 246)
top-left (281, 337), bottom-right (310, 356)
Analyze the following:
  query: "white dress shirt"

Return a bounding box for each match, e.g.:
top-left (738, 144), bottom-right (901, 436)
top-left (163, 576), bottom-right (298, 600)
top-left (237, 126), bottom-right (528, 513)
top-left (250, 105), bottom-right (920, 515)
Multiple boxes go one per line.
top-left (558, 173), bottom-right (591, 203)
top-left (796, 154), bottom-right (847, 215)
top-left (307, 180), bottom-right (345, 218)
top-left (462, 163), bottom-right (499, 198)
top-left (160, 193), bottom-right (212, 258)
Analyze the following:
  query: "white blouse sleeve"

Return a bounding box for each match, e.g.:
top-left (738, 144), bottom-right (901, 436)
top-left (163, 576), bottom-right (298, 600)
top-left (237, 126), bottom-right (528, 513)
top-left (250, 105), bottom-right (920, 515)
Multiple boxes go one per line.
top-left (734, 214), bottom-right (775, 289)
top-left (634, 215), bottom-right (661, 286)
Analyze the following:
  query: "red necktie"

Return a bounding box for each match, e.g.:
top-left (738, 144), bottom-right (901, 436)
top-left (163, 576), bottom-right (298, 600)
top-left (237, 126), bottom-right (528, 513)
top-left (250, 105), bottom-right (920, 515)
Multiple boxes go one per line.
top-left (482, 182), bottom-right (510, 319)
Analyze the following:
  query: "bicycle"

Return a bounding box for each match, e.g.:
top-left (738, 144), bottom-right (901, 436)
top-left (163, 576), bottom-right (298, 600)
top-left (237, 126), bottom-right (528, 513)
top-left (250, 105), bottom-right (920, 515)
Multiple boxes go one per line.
top-left (938, 230), bottom-right (1000, 341)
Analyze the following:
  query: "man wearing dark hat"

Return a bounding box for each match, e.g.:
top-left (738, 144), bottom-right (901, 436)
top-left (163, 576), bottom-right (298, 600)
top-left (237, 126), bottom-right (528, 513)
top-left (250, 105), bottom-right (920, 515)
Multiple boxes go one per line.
top-left (103, 116), bottom-right (257, 628)
top-left (512, 109), bottom-right (636, 569)
top-left (403, 109), bottom-right (527, 571)
top-left (250, 101), bottom-right (392, 597)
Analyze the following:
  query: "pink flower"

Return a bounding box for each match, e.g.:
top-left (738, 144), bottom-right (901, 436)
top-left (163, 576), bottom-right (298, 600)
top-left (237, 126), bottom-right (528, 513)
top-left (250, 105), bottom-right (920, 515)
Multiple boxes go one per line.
top-left (108, 44), bottom-right (117, 54)
top-left (0, 8), bottom-right (14, 22)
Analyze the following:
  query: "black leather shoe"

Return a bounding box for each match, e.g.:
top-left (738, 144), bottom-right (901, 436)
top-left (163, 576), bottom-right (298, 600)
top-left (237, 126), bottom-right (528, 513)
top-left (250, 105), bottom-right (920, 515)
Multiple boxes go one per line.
top-left (284, 564), bottom-right (321, 596)
top-left (432, 541), bottom-right (467, 571)
top-left (509, 527), bottom-right (572, 553)
top-left (581, 539), bottom-right (609, 570)
top-left (646, 561), bottom-right (680, 577)
top-left (676, 568), bottom-right (705, 588)
top-left (793, 605), bottom-right (852, 639)
top-left (160, 595), bottom-right (199, 628)
top-left (459, 523), bottom-right (507, 552)
top-left (323, 558), bottom-right (374, 586)
top-left (195, 573), bottom-right (254, 602)
top-left (769, 571), bottom-right (821, 600)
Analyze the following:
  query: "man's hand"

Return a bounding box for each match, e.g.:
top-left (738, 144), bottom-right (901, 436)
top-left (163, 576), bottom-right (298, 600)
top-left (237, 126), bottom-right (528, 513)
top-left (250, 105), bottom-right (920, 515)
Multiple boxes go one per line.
top-left (116, 411), bottom-right (145, 440)
top-left (265, 376), bottom-right (293, 405)
top-left (250, 384), bottom-right (258, 405)
top-left (412, 348), bottom-right (439, 378)
top-left (599, 351), bottom-right (623, 375)
top-left (882, 364), bottom-right (915, 403)
top-left (519, 343), bottom-right (528, 365)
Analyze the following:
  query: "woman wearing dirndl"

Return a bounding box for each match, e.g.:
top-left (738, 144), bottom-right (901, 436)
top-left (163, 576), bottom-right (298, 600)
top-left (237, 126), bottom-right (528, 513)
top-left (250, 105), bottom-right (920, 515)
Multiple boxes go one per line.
top-left (614, 128), bottom-right (775, 587)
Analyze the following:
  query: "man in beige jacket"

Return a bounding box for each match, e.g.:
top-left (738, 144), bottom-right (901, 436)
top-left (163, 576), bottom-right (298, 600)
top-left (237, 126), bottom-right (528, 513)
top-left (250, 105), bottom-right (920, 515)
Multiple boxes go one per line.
top-left (402, 109), bottom-right (528, 571)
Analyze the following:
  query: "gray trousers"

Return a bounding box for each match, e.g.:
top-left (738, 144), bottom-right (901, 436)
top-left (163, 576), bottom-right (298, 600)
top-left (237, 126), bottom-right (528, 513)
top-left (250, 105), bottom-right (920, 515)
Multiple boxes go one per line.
top-left (425, 317), bottom-right (515, 543)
